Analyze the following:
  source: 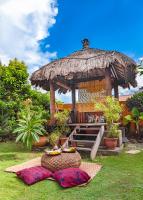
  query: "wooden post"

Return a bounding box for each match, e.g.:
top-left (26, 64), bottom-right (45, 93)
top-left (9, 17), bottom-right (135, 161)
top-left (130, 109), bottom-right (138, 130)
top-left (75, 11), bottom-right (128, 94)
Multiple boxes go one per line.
top-left (50, 81), bottom-right (56, 123)
top-left (105, 70), bottom-right (112, 96)
top-left (71, 85), bottom-right (76, 123)
top-left (114, 84), bottom-right (119, 99)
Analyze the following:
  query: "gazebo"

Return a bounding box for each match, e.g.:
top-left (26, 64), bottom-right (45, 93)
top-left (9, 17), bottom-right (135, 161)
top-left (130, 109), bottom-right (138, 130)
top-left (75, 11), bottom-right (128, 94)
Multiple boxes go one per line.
top-left (30, 39), bottom-right (137, 122)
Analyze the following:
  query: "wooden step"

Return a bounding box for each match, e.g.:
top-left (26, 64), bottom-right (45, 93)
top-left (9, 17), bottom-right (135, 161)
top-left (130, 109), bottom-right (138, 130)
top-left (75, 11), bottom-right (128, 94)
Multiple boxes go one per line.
top-left (73, 133), bottom-right (98, 137)
top-left (77, 128), bottom-right (100, 131)
top-left (62, 124), bottom-right (105, 160)
top-left (68, 123), bottom-right (106, 126)
top-left (69, 139), bottom-right (95, 143)
top-left (76, 147), bottom-right (92, 151)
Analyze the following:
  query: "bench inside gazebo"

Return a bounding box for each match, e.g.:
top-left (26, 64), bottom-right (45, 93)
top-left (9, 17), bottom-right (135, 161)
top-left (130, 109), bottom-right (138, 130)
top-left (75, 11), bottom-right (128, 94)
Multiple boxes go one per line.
top-left (31, 39), bottom-right (137, 159)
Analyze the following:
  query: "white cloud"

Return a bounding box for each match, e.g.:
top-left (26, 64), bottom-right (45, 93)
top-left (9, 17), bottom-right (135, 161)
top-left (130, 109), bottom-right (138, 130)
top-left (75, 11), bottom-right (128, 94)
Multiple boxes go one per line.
top-left (0, 0), bottom-right (58, 72)
top-left (139, 57), bottom-right (143, 61)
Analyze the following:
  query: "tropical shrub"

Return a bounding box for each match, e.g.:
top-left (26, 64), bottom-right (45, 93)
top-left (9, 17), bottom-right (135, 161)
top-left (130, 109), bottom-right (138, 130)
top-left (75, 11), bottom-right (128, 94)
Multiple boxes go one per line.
top-left (0, 59), bottom-right (31, 133)
top-left (0, 113), bottom-right (12, 135)
top-left (95, 96), bottom-right (122, 137)
top-left (108, 124), bottom-right (120, 138)
top-left (49, 129), bottom-right (61, 147)
top-left (29, 89), bottom-right (50, 111)
top-left (95, 96), bottom-right (122, 125)
top-left (49, 110), bottom-right (70, 147)
top-left (124, 107), bottom-right (143, 135)
top-left (54, 110), bottom-right (70, 134)
top-left (13, 100), bottom-right (46, 149)
top-left (126, 92), bottom-right (143, 112)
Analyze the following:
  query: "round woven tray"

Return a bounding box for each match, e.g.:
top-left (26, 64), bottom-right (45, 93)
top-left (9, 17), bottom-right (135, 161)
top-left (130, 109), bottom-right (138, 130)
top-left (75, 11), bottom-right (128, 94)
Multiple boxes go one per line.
top-left (41, 152), bottom-right (81, 172)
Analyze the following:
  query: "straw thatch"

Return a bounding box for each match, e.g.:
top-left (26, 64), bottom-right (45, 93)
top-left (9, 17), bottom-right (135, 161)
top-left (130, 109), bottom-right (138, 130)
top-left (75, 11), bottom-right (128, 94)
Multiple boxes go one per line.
top-left (30, 39), bottom-right (137, 93)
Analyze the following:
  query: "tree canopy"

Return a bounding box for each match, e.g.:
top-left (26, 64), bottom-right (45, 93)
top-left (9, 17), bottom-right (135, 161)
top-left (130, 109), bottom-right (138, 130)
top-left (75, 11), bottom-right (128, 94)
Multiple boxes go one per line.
top-left (0, 59), bottom-right (50, 135)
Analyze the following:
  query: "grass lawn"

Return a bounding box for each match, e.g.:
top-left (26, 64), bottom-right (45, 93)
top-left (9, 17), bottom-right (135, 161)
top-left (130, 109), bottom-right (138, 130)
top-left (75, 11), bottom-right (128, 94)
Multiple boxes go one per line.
top-left (0, 142), bottom-right (143, 200)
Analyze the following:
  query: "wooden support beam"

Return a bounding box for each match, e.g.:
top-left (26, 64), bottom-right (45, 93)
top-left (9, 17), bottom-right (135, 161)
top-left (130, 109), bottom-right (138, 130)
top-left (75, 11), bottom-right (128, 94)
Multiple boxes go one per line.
top-left (56, 81), bottom-right (71, 91)
top-left (50, 81), bottom-right (56, 123)
top-left (114, 84), bottom-right (119, 99)
top-left (71, 85), bottom-right (76, 123)
top-left (105, 70), bottom-right (112, 96)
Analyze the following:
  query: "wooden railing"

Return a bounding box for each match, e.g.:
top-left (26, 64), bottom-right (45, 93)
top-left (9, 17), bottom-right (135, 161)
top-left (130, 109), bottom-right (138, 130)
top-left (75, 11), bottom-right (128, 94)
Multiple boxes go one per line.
top-left (90, 125), bottom-right (104, 160)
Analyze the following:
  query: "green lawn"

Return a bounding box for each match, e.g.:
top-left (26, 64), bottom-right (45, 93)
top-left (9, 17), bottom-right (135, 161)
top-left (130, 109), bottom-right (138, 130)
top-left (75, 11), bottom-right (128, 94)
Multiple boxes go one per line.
top-left (0, 142), bottom-right (143, 200)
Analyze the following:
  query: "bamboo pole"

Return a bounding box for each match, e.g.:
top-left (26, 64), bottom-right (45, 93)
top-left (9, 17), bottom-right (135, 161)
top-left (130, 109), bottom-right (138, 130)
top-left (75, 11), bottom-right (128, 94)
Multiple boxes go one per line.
top-left (71, 85), bottom-right (76, 122)
top-left (50, 81), bottom-right (56, 123)
top-left (105, 70), bottom-right (112, 96)
top-left (114, 84), bottom-right (119, 99)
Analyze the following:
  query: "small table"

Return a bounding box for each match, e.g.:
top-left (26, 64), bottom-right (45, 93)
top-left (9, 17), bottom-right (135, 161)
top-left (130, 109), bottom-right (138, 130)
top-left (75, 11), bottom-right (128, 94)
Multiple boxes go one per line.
top-left (41, 151), bottom-right (81, 172)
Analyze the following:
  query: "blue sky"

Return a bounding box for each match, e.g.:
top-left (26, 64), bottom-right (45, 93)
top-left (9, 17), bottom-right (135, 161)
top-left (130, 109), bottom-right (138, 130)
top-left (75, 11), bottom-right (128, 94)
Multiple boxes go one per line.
top-left (41, 0), bottom-right (143, 61)
top-left (0, 0), bottom-right (143, 102)
top-left (44, 0), bottom-right (143, 102)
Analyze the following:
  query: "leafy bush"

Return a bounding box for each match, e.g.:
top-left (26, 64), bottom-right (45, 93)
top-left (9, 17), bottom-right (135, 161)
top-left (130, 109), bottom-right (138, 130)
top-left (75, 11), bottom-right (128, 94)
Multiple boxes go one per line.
top-left (14, 100), bottom-right (47, 149)
top-left (49, 110), bottom-right (70, 147)
top-left (108, 124), bottom-right (120, 138)
top-left (49, 129), bottom-right (61, 147)
top-left (95, 96), bottom-right (122, 125)
top-left (29, 89), bottom-right (50, 110)
top-left (54, 110), bottom-right (70, 131)
top-left (95, 96), bottom-right (122, 138)
top-left (124, 107), bottom-right (143, 135)
top-left (0, 113), bottom-right (12, 135)
top-left (126, 92), bottom-right (143, 112)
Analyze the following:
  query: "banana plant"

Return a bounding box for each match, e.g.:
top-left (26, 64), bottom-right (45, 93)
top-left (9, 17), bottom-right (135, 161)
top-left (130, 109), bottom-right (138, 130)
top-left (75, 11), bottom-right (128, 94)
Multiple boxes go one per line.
top-left (124, 107), bottom-right (143, 135)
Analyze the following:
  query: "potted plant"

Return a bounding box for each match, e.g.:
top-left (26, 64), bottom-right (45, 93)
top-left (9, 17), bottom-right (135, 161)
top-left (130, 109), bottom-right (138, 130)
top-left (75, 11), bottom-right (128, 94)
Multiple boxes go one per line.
top-left (95, 96), bottom-right (122, 149)
top-left (13, 99), bottom-right (47, 150)
top-left (49, 128), bottom-right (61, 149)
top-left (54, 110), bottom-right (70, 146)
top-left (124, 107), bottom-right (143, 137)
top-left (104, 124), bottom-right (120, 149)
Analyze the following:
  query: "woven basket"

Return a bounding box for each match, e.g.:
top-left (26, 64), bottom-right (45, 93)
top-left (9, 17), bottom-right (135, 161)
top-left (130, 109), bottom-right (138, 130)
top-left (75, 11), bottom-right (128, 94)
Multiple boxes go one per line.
top-left (41, 152), bottom-right (81, 172)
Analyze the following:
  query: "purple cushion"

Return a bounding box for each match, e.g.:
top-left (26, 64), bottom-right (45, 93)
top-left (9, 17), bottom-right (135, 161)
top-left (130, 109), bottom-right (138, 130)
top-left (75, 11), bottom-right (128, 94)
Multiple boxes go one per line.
top-left (52, 168), bottom-right (91, 188)
top-left (16, 166), bottom-right (52, 185)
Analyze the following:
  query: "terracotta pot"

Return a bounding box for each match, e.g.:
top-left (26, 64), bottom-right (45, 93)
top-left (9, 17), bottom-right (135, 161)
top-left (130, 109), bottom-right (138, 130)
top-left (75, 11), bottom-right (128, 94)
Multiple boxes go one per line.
top-left (33, 136), bottom-right (48, 147)
top-left (60, 137), bottom-right (68, 146)
top-left (104, 137), bottom-right (118, 149)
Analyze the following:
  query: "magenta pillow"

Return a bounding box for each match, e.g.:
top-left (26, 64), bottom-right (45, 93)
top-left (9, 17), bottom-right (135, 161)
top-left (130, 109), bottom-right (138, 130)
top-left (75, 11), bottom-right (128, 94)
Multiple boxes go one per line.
top-left (52, 168), bottom-right (91, 188)
top-left (16, 166), bottom-right (52, 185)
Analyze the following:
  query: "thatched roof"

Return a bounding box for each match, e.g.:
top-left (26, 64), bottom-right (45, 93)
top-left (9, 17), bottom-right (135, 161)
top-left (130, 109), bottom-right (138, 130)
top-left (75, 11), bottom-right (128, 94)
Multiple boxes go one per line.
top-left (31, 39), bottom-right (137, 93)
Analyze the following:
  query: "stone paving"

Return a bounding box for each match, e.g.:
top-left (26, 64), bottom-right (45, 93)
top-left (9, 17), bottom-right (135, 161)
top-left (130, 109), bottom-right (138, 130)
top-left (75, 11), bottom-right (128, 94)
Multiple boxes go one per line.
top-left (125, 140), bottom-right (143, 154)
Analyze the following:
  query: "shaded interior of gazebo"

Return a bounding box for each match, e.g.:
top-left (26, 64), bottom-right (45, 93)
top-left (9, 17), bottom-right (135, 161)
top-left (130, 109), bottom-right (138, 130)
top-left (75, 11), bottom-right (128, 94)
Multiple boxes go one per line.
top-left (31, 39), bottom-right (137, 123)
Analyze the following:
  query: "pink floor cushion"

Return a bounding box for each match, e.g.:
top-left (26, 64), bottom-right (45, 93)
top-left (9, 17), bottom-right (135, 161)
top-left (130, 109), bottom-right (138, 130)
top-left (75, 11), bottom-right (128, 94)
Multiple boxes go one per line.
top-left (53, 168), bottom-right (91, 188)
top-left (16, 166), bottom-right (52, 185)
